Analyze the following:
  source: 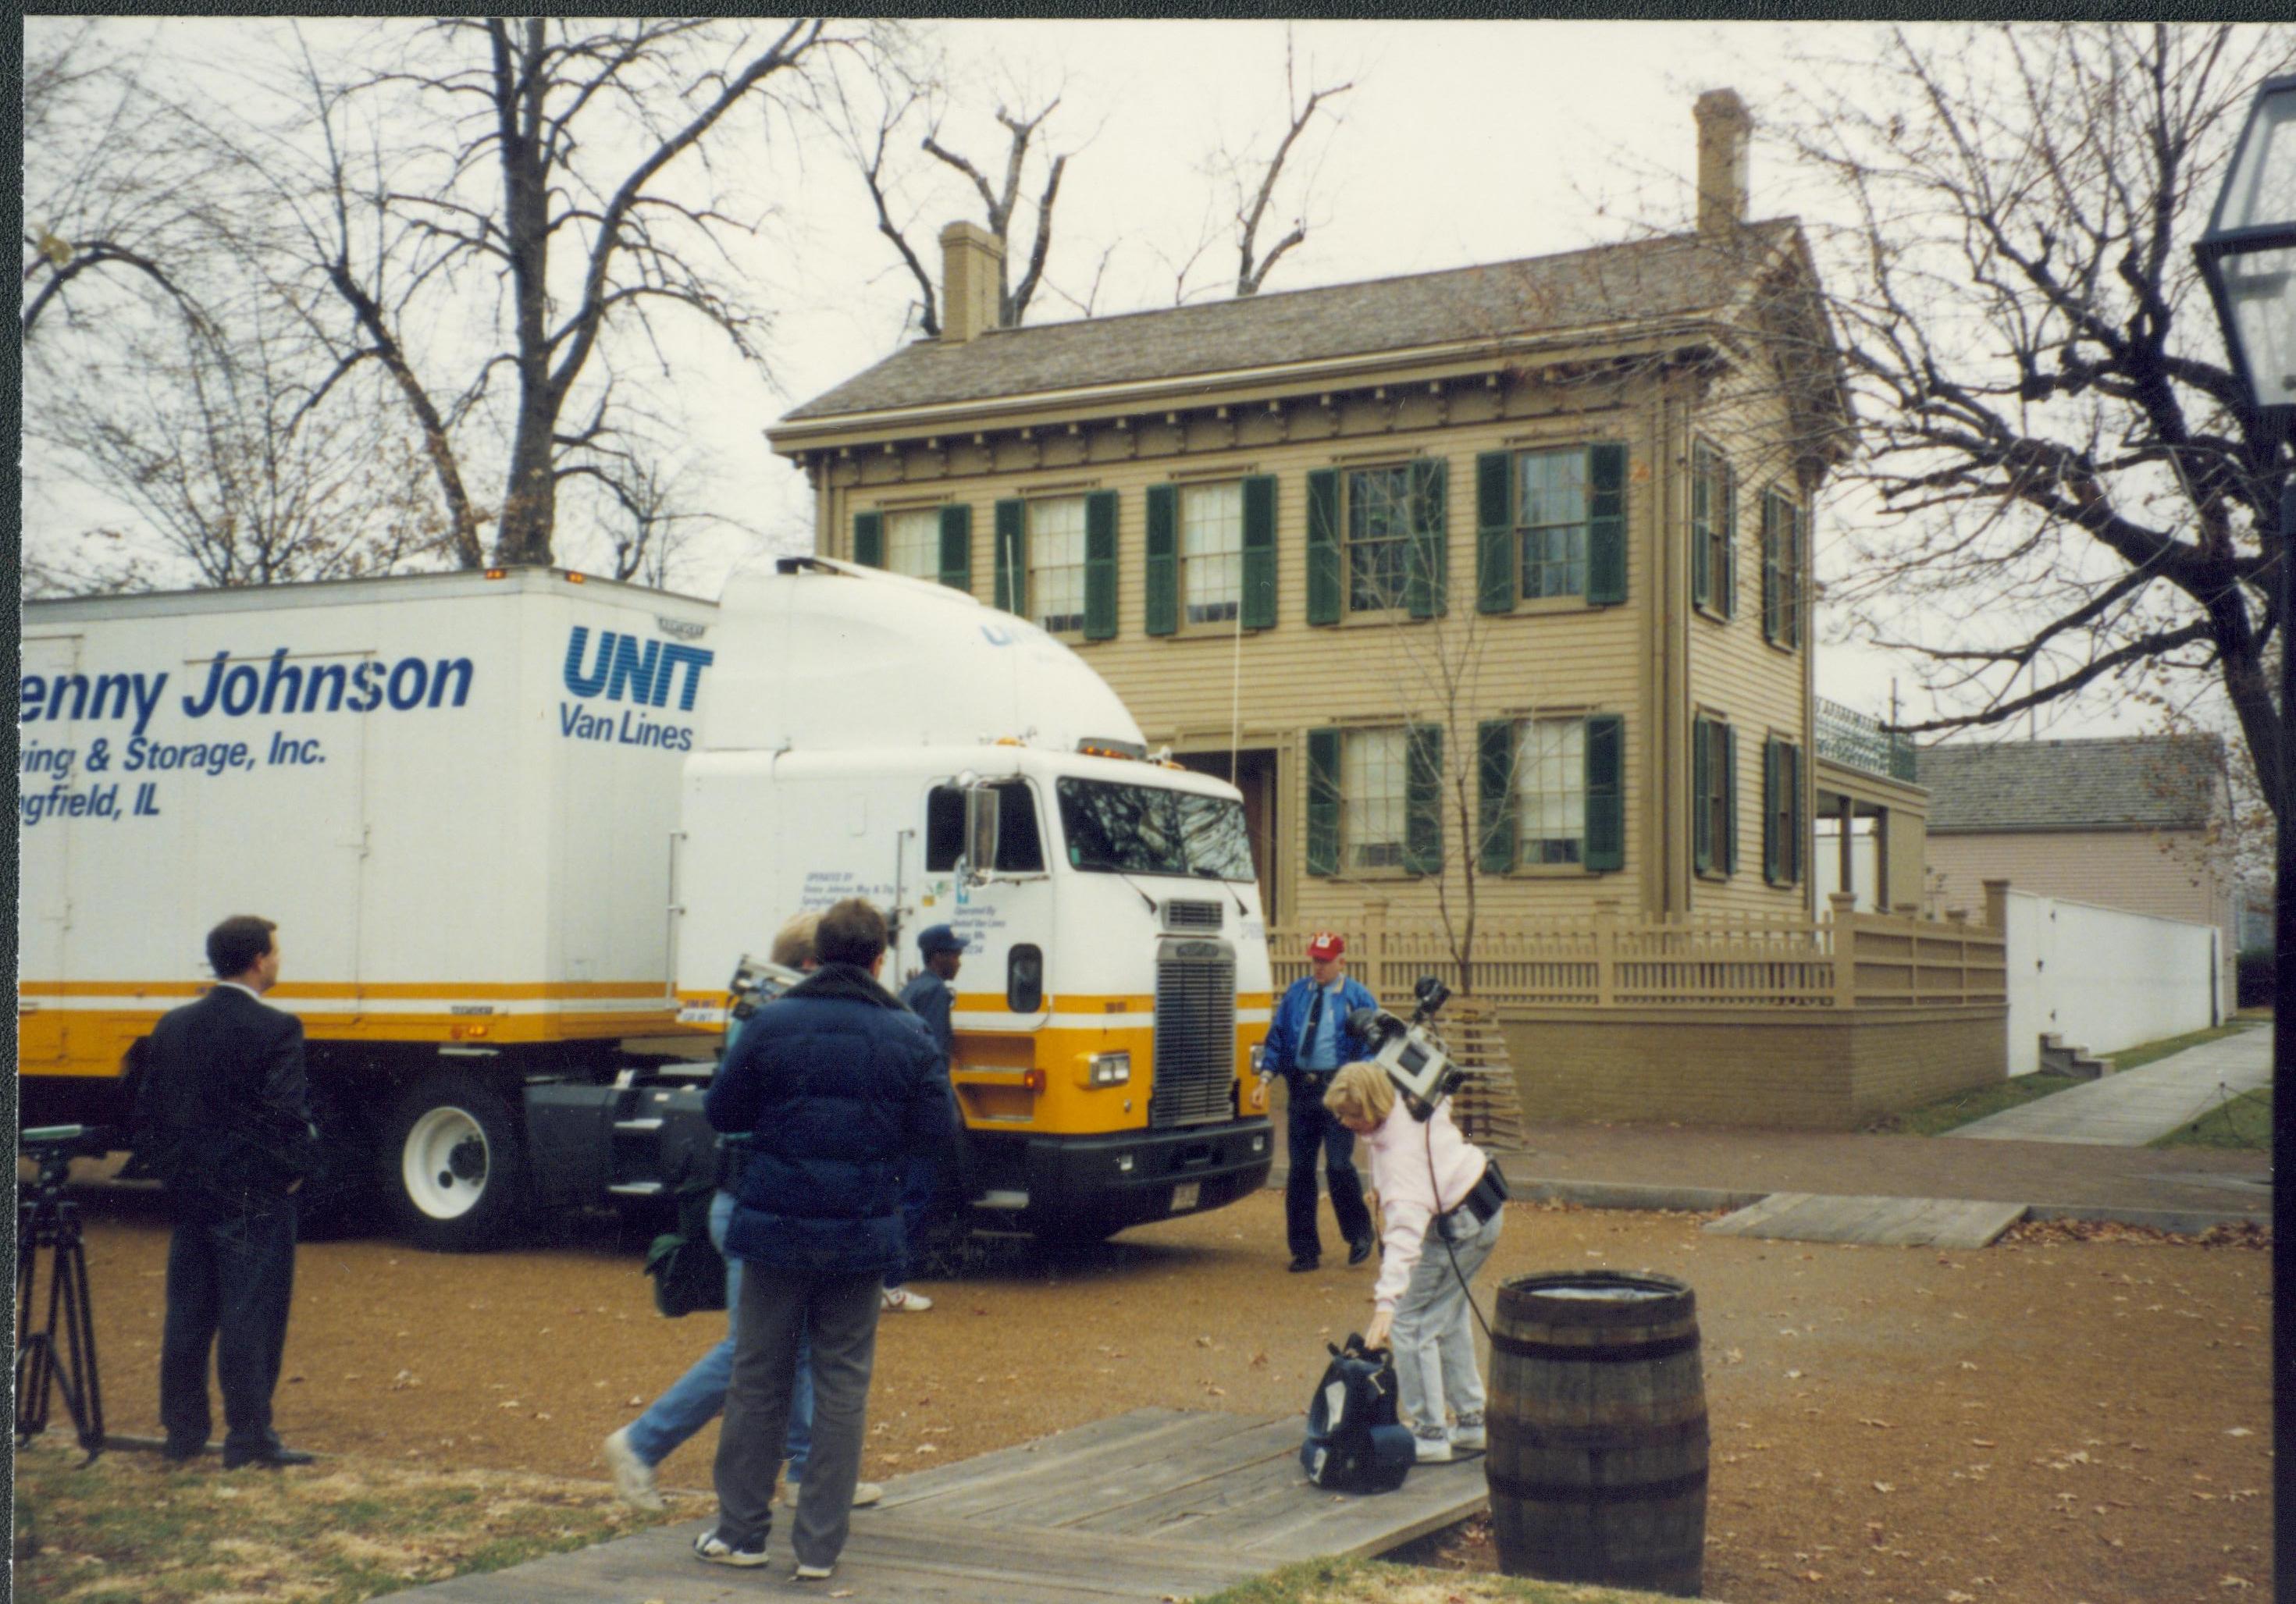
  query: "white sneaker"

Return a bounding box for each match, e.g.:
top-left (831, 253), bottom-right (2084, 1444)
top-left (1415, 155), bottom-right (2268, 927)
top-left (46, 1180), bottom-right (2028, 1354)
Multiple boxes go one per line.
top-left (603, 1426), bottom-right (664, 1512)
top-left (1413, 1432), bottom-right (1454, 1464)
top-left (793, 1560), bottom-right (835, 1581)
top-left (881, 1286), bottom-right (933, 1312)
top-left (1451, 1413), bottom-right (1487, 1453)
top-left (781, 1479), bottom-right (884, 1508)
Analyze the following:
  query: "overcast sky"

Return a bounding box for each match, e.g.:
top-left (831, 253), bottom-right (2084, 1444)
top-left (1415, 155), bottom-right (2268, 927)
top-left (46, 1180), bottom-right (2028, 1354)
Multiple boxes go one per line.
top-left (23, 18), bottom-right (2194, 741)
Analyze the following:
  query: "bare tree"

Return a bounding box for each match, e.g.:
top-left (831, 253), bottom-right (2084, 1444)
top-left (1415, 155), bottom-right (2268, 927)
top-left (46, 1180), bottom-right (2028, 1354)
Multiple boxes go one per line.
top-left (178, 19), bottom-right (854, 572)
top-left (1775, 23), bottom-right (2296, 825)
top-left (27, 294), bottom-right (457, 590)
top-left (1220, 32), bottom-right (1353, 297)
top-left (21, 20), bottom-right (216, 341)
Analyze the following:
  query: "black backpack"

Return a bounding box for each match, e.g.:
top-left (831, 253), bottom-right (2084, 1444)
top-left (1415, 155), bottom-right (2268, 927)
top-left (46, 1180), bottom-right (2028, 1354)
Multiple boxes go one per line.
top-left (1299, 1335), bottom-right (1416, 1493)
top-left (644, 1168), bottom-right (727, 1318)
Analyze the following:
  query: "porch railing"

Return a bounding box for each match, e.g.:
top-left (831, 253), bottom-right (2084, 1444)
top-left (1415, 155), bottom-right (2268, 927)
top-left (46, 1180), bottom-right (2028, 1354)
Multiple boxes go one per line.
top-left (1816, 695), bottom-right (1918, 784)
top-left (1269, 894), bottom-right (2004, 1012)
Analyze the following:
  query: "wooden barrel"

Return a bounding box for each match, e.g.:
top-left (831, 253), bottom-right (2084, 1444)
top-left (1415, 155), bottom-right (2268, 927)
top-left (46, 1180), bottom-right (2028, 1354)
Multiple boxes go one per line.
top-left (1485, 1269), bottom-right (1708, 1597)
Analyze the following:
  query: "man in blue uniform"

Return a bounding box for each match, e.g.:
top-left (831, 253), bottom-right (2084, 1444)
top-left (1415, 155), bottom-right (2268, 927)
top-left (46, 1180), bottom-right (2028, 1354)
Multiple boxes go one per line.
top-left (1259, 931), bottom-right (1378, 1273)
top-left (882, 923), bottom-right (966, 1312)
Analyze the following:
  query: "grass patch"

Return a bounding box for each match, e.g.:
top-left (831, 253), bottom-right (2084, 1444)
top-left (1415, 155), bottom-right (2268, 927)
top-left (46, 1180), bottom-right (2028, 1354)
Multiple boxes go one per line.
top-left (12, 1431), bottom-right (678, 1604)
top-left (1872, 1019), bottom-right (2262, 1136)
top-left (1867, 1072), bottom-right (2083, 1136)
top-left (2153, 1087), bottom-right (2272, 1151)
top-left (1198, 1556), bottom-right (1674, 1604)
top-left (2103, 1019), bottom-right (2259, 1075)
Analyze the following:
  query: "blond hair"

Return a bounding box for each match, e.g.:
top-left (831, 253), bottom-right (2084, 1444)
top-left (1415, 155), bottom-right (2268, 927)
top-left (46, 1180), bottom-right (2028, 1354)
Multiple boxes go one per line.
top-left (1323, 1061), bottom-right (1394, 1126)
top-left (768, 912), bottom-right (821, 970)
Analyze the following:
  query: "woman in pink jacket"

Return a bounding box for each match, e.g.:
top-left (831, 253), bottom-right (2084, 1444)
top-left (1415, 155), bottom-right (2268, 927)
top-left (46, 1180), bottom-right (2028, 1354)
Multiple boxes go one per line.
top-left (1324, 1060), bottom-right (1506, 1464)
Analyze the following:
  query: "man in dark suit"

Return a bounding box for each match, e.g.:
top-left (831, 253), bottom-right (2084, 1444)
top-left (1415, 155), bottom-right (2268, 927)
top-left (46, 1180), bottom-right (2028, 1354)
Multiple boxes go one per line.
top-left (133, 915), bottom-right (320, 1469)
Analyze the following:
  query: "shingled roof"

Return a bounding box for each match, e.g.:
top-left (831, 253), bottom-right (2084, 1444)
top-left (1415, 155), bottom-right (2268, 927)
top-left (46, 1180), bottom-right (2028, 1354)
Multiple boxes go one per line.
top-left (1917, 735), bottom-right (2225, 835)
top-left (783, 219), bottom-right (1811, 425)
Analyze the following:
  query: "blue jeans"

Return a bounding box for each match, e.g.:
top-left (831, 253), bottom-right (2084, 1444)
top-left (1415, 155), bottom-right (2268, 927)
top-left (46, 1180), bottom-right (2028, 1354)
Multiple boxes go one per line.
top-left (885, 1161), bottom-right (935, 1289)
top-left (159, 1193), bottom-right (298, 1460)
top-left (624, 1190), bottom-right (815, 1481)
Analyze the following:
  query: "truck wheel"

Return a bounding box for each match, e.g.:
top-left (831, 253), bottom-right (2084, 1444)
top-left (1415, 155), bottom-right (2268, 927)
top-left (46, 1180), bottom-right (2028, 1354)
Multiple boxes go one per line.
top-left (383, 1072), bottom-right (526, 1251)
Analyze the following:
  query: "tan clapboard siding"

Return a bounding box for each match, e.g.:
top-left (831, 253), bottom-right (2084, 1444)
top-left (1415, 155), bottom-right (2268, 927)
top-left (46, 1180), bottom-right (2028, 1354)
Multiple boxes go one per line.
top-left (1685, 356), bottom-right (1813, 917)
top-left (817, 350), bottom-right (1831, 926)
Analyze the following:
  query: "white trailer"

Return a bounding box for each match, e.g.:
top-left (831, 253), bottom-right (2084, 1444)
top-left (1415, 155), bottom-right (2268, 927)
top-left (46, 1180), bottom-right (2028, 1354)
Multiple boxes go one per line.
top-left (20, 561), bottom-right (1277, 1250)
top-left (20, 568), bottom-right (721, 1247)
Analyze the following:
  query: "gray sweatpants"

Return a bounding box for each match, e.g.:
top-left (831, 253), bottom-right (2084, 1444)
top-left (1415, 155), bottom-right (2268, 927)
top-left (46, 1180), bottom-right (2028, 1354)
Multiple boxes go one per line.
top-left (712, 1262), bottom-right (882, 1568)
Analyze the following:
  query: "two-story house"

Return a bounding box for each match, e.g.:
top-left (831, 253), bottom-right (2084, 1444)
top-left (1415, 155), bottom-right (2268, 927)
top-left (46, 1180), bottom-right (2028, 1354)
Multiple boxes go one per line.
top-left (768, 92), bottom-right (1856, 947)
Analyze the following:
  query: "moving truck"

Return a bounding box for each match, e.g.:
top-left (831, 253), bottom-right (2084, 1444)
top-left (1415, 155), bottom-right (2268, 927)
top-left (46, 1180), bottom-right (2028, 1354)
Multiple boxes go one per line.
top-left (19, 563), bottom-right (1275, 1250)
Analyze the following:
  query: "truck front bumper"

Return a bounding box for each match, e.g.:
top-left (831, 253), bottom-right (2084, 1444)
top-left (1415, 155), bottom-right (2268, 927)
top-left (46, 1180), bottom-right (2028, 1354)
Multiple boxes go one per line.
top-left (1019, 1119), bottom-right (1274, 1239)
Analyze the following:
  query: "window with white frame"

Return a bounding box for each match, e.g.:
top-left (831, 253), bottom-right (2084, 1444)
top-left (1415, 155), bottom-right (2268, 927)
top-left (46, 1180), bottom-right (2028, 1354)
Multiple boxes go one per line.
top-left (1511, 717), bottom-right (1586, 866)
top-left (1346, 466), bottom-right (1416, 612)
top-left (1180, 482), bottom-right (1243, 626)
top-left (1516, 448), bottom-right (1591, 599)
top-left (1029, 496), bottom-right (1088, 635)
top-left (885, 508), bottom-right (939, 581)
top-left (1342, 727), bottom-right (1410, 870)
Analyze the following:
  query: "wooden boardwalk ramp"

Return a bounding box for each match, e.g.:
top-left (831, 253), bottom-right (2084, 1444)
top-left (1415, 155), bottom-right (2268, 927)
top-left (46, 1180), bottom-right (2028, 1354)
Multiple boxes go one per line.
top-left (381, 1407), bottom-right (1490, 1602)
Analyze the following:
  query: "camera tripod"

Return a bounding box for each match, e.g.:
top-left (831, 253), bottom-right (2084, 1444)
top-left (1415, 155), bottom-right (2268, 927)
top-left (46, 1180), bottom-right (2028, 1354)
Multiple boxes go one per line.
top-left (17, 1152), bottom-right (107, 1460)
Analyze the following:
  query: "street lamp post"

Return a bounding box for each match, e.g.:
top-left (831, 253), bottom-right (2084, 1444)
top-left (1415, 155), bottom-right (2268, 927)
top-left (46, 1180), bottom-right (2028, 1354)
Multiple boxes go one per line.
top-left (2194, 73), bottom-right (2296, 1604)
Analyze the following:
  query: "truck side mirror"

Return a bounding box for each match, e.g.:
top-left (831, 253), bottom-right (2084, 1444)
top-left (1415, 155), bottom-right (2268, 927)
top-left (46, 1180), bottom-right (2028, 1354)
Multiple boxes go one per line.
top-left (964, 783), bottom-right (1002, 882)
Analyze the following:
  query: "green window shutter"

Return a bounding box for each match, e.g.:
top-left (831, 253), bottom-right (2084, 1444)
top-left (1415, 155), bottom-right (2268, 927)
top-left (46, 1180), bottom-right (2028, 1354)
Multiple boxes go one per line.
top-left (1718, 462), bottom-right (1737, 620)
top-left (1475, 450), bottom-right (1516, 615)
top-left (1692, 717), bottom-right (1714, 875)
top-left (1787, 502), bottom-right (1806, 648)
top-left (938, 504), bottom-right (972, 593)
top-left (1407, 457), bottom-right (1447, 619)
top-left (1785, 741), bottom-right (1804, 884)
top-left (994, 500), bottom-right (1027, 617)
top-left (1305, 727), bottom-right (1342, 877)
top-left (853, 510), bottom-right (883, 568)
top-left (1404, 724), bottom-right (1443, 874)
top-left (1083, 490), bottom-right (1118, 641)
top-left (1306, 469), bottom-right (1342, 625)
top-left (1241, 475), bottom-right (1277, 630)
top-left (1144, 484), bottom-right (1179, 637)
top-left (1587, 441), bottom-right (1628, 606)
top-left (1719, 721), bottom-right (1738, 876)
top-left (1689, 446), bottom-right (1711, 609)
top-left (1761, 493), bottom-right (1781, 645)
top-left (1477, 719), bottom-right (1517, 875)
top-left (1763, 737), bottom-right (1783, 885)
top-left (1584, 713), bottom-right (1625, 873)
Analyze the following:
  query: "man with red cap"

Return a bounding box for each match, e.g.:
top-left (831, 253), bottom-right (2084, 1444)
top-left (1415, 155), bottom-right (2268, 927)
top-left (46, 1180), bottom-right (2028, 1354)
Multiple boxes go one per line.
top-left (1258, 932), bottom-right (1379, 1273)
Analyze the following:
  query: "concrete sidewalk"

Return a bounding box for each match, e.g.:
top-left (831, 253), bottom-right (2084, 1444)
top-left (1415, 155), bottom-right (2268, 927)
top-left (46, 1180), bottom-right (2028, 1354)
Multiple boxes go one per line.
top-left (1945, 1026), bottom-right (2269, 1146)
top-left (1273, 1110), bottom-right (2270, 1237)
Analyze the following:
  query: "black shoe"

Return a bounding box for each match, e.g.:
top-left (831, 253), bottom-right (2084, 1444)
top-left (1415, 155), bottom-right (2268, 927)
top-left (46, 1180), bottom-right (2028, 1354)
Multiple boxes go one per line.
top-left (161, 1442), bottom-right (206, 1465)
top-left (1347, 1236), bottom-right (1375, 1267)
top-left (1288, 1256), bottom-right (1319, 1273)
top-left (223, 1446), bottom-right (315, 1470)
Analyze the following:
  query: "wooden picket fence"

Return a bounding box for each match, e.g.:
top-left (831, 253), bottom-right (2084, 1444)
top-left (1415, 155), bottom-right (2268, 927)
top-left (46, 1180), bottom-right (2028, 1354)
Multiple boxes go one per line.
top-left (1269, 895), bottom-right (2005, 1013)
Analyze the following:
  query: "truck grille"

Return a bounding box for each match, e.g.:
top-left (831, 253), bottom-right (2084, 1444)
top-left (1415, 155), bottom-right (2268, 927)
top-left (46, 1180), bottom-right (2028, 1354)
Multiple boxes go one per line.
top-left (1152, 941), bottom-right (1237, 1129)
top-left (1162, 900), bottom-right (1224, 932)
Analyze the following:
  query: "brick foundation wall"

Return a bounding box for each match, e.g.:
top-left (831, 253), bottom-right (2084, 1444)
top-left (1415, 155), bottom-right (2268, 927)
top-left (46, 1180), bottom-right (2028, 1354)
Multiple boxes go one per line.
top-left (1497, 1005), bottom-right (2004, 1130)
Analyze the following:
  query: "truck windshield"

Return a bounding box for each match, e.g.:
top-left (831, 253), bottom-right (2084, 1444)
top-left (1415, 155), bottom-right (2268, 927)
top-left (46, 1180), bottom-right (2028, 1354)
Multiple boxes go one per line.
top-left (1055, 778), bottom-right (1255, 882)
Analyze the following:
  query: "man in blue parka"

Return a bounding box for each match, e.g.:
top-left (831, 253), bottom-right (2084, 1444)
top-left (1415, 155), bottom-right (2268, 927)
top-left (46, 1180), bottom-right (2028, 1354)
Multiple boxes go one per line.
top-left (1259, 931), bottom-right (1379, 1274)
top-left (696, 898), bottom-right (953, 1581)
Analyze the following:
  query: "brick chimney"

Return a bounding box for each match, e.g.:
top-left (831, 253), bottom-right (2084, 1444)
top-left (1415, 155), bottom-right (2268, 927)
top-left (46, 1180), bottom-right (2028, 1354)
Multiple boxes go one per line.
top-left (939, 221), bottom-right (1004, 344)
top-left (1694, 88), bottom-right (1752, 236)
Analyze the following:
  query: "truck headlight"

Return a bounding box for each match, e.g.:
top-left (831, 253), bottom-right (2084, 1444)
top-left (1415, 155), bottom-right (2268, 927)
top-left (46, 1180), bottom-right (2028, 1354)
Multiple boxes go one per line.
top-left (1087, 1050), bottom-right (1131, 1087)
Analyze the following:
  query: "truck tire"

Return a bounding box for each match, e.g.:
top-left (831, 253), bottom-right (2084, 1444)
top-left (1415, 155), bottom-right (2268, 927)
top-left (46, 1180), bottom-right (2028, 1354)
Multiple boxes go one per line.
top-left (383, 1072), bottom-right (527, 1251)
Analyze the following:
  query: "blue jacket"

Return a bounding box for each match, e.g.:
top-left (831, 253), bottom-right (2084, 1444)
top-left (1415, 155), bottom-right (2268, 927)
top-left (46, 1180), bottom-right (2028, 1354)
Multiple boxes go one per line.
top-left (1261, 974), bottom-right (1379, 1079)
top-left (706, 962), bottom-right (954, 1276)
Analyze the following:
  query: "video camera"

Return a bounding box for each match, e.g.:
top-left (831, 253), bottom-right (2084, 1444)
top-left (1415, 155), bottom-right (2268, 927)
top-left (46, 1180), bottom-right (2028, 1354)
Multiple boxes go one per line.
top-left (721, 953), bottom-right (809, 1051)
top-left (1347, 976), bottom-right (1461, 1122)
top-left (19, 1124), bottom-right (120, 1198)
